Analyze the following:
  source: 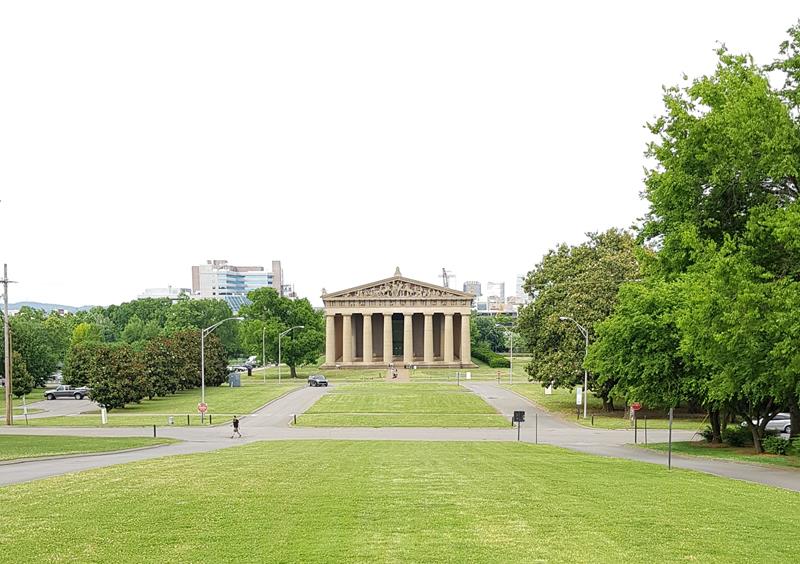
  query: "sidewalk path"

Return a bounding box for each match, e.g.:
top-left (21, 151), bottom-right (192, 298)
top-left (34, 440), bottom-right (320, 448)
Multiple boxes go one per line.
top-left (1, 383), bottom-right (798, 492)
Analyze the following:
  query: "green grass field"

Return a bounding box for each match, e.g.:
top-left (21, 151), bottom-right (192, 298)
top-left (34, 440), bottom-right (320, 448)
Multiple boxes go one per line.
top-left (642, 441), bottom-right (800, 469)
top-left (18, 414), bottom-right (234, 427)
top-left (504, 383), bottom-right (708, 431)
top-left (0, 435), bottom-right (175, 461)
top-left (24, 383), bottom-right (301, 427)
top-left (296, 382), bottom-right (508, 427)
top-left (1, 440), bottom-right (798, 563)
top-left (0, 388), bottom-right (46, 412)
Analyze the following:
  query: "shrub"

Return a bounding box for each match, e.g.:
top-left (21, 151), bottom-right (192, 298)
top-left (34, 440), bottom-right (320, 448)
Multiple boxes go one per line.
top-left (721, 426), bottom-right (751, 447)
top-left (473, 344), bottom-right (510, 368)
top-left (762, 436), bottom-right (790, 455)
top-left (700, 426), bottom-right (715, 443)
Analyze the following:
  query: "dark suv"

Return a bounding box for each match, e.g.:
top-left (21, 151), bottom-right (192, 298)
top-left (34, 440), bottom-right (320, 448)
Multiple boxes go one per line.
top-left (307, 374), bottom-right (328, 387)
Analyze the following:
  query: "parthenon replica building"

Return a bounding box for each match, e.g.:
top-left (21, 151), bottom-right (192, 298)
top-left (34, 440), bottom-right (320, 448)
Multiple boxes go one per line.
top-left (322, 268), bottom-right (477, 369)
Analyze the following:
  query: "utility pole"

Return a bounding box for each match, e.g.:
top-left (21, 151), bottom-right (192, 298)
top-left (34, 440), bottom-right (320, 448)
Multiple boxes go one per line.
top-left (3, 264), bottom-right (16, 426)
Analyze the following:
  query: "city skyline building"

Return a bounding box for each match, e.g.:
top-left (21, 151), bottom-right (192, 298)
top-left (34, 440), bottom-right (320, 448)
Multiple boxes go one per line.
top-left (462, 281), bottom-right (481, 297)
top-left (138, 286), bottom-right (191, 301)
top-left (485, 281), bottom-right (505, 302)
top-left (191, 259), bottom-right (284, 298)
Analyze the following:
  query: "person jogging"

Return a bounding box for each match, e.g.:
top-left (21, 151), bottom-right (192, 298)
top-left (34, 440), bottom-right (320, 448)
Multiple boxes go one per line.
top-left (231, 416), bottom-right (242, 438)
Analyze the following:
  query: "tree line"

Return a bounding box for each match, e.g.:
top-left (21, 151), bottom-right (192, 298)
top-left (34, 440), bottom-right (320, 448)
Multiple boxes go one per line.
top-left (2, 288), bottom-right (324, 410)
top-left (517, 21), bottom-right (800, 453)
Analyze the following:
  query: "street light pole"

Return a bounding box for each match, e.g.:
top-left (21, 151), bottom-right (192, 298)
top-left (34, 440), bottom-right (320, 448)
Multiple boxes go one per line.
top-left (261, 325), bottom-right (267, 384)
top-left (278, 325), bottom-right (304, 384)
top-left (559, 316), bottom-right (589, 419)
top-left (496, 323), bottom-right (514, 385)
top-left (2, 264), bottom-right (16, 426)
top-left (201, 316), bottom-right (243, 417)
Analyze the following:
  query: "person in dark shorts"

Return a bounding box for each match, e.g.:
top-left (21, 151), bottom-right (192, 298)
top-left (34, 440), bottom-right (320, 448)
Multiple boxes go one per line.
top-left (231, 416), bottom-right (242, 438)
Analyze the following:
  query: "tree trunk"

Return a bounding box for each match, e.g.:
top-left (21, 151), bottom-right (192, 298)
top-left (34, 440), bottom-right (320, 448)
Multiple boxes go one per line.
top-left (709, 409), bottom-right (722, 444)
top-left (602, 397), bottom-right (614, 412)
top-left (290, 364), bottom-right (298, 378)
top-left (789, 396), bottom-right (799, 439)
top-left (747, 422), bottom-right (764, 454)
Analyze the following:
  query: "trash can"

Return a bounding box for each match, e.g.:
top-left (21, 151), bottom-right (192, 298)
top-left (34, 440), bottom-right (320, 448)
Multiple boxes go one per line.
top-left (228, 372), bottom-right (241, 387)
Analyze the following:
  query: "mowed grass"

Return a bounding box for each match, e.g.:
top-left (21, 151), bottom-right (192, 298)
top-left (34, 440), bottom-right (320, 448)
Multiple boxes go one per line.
top-left (296, 382), bottom-right (508, 427)
top-left (19, 414), bottom-right (233, 428)
top-left (504, 383), bottom-right (708, 431)
top-left (643, 441), bottom-right (800, 469)
top-left (0, 435), bottom-right (175, 462)
top-left (26, 383), bottom-right (301, 427)
top-left (2, 441), bottom-right (799, 563)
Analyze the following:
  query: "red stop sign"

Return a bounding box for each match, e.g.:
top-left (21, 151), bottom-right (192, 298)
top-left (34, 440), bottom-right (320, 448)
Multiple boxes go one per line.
top-left (631, 402), bottom-right (642, 411)
top-left (198, 402), bottom-right (208, 414)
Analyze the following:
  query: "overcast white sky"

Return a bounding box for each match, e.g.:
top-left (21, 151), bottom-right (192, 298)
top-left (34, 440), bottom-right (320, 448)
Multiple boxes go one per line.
top-left (1, 2), bottom-right (798, 307)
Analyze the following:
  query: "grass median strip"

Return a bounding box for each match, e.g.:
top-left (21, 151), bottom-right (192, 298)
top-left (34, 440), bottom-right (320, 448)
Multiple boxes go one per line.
top-left (1, 440), bottom-right (798, 562)
top-left (504, 383), bottom-right (707, 431)
top-left (296, 382), bottom-right (508, 427)
top-left (641, 441), bottom-right (800, 469)
top-left (0, 435), bottom-right (176, 462)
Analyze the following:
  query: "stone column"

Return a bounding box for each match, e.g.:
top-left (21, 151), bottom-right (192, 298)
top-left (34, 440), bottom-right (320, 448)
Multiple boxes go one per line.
top-left (325, 314), bottom-right (336, 366)
top-left (460, 314), bottom-right (471, 364)
top-left (444, 313), bottom-right (454, 363)
top-left (403, 313), bottom-right (413, 365)
top-left (383, 313), bottom-right (393, 364)
top-left (342, 314), bottom-right (352, 364)
top-left (363, 313), bottom-right (373, 364)
top-left (423, 313), bottom-right (434, 364)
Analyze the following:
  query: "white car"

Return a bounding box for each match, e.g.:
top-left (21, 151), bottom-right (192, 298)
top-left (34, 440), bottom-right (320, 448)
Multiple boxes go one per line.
top-left (742, 413), bottom-right (791, 434)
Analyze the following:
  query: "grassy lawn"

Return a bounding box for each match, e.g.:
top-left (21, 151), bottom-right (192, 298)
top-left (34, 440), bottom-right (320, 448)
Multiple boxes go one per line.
top-left (297, 382), bottom-right (508, 428)
top-left (251, 358), bottom-right (530, 383)
top-left (19, 414), bottom-right (234, 428)
top-left (0, 388), bottom-right (47, 412)
top-left (642, 441), bottom-right (800, 469)
top-left (20, 383), bottom-right (302, 428)
top-left (1, 440), bottom-right (798, 563)
top-left (95, 382), bottom-right (302, 415)
top-left (0, 435), bottom-right (175, 462)
top-left (504, 383), bottom-right (707, 431)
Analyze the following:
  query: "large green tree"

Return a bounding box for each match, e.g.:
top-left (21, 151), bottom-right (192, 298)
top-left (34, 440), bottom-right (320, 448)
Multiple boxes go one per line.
top-left (239, 288), bottom-right (324, 378)
top-left (517, 229), bottom-right (640, 410)
top-left (164, 299), bottom-right (240, 356)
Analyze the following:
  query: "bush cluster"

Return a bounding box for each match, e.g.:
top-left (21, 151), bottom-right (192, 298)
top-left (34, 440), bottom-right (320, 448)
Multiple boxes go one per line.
top-left (762, 436), bottom-right (791, 455)
top-left (472, 344), bottom-right (510, 368)
top-left (62, 329), bottom-right (228, 411)
top-left (721, 426), bottom-right (751, 447)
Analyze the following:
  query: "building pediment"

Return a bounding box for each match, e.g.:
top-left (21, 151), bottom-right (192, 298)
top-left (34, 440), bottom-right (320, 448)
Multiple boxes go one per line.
top-left (323, 275), bottom-right (473, 303)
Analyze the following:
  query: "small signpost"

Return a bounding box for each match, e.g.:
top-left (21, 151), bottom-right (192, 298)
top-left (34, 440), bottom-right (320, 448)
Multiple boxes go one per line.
top-left (198, 402), bottom-right (208, 423)
top-left (22, 395), bottom-right (29, 426)
top-left (100, 407), bottom-right (108, 425)
top-left (513, 410), bottom-right (525, 441)
top-left (631, 402), bottom-right (641, 443)
top-left (576, 386), bottom-right (582, 418)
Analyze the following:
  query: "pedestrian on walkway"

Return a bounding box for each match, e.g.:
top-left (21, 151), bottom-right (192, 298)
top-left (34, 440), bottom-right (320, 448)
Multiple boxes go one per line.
top-left (231, 416), bottom-right (242, 438)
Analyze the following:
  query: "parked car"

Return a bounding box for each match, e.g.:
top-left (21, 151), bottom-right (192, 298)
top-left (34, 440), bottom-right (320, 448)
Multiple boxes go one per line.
top-left (741, 412), bottom-right (791, 434)
top-left (307, 374), bottom-right (328, 387)
top-left (44, 385), bottom-right (91, 400)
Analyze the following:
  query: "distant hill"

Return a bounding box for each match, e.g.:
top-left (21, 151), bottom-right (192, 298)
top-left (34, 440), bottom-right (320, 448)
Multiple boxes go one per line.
top-left (9, 302), bottom-right (96, 314)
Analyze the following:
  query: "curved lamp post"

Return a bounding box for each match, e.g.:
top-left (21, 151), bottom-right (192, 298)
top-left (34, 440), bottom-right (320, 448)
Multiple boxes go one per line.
top-left (201, 317), bottom-right (244, 417)
top-left (496, 323), bottom-right (514, 385)
top-left (278, 325), bottom-right (304, 383)
top-left (559, 316), bottom-right (589, 419)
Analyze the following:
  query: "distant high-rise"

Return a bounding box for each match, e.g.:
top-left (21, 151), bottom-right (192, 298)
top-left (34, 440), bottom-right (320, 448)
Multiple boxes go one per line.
top-left (463, 281), bottom-right (481, 297)
top-left (486, 281), bottom-right (505, 302)
top-left (516, 275), bottom-right (530, 304)
top-left (191, 260), bottom-right (287, 307)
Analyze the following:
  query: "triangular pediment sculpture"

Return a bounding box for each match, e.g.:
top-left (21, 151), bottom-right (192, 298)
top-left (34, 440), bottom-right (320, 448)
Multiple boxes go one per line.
top-left (323, 276), bottom-right (473, 301)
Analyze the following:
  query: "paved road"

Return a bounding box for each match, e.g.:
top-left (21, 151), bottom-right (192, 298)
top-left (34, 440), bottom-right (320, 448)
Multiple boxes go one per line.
top-left (14, 397), bottom-right (97, 420)
top-left (2, 383), bottom-right (799, 492)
